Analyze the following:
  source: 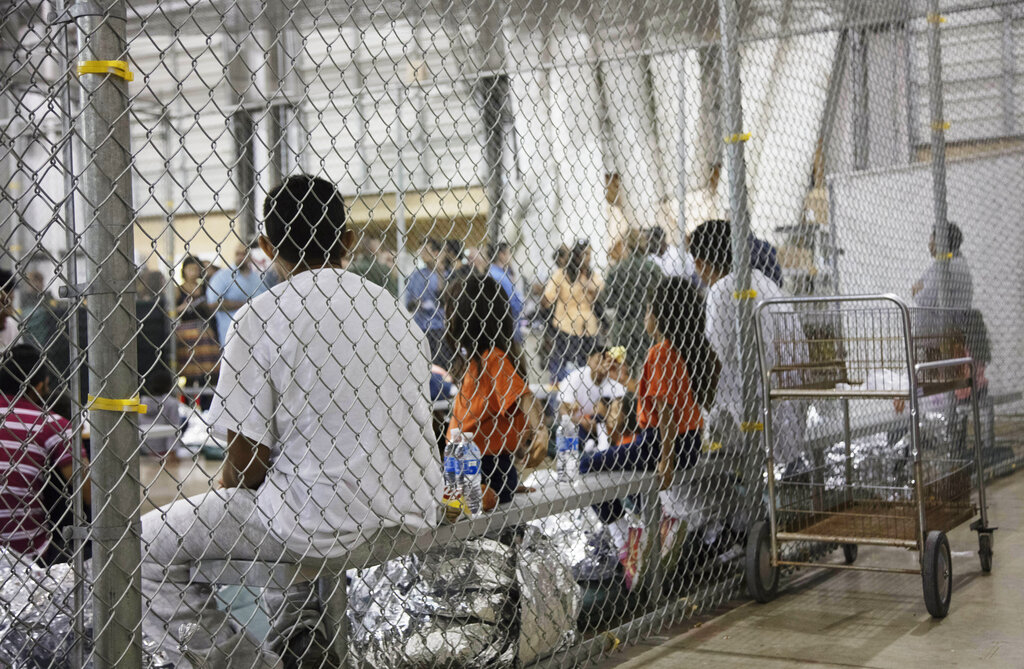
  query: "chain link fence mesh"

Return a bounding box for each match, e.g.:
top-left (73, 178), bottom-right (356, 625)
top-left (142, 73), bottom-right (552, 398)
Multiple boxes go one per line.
top-left (0, 0), bottom-right (1022, 666)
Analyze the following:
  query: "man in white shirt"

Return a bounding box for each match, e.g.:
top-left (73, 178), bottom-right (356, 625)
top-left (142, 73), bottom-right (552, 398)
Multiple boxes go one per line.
top-left (912, 223), bottom-right (973, 310)
top-left (140, 175), bottom-right (443, 668)
top-left (647, 226), bottom-right (697, 280)
top-left (558, 344), bottom-right (627, 437)
top-left (690, 220), bottom-right (804, 465)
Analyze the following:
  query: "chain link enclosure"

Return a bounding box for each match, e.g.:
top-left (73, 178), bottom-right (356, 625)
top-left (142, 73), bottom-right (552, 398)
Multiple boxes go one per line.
top-left (0, 0), bottom-right (1022, 666)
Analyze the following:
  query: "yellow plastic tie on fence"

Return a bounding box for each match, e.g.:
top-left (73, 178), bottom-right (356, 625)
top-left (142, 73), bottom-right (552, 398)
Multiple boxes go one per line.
top-left (931, 120), bottom-right (950, 131)
top-left (703, 441), bottom-right (724, 453)
top-left (733, 289), bottom-right (757, 300)
top-left (77, 60), bottom-right (134, 82)
top-left (86, 395), bottom-right (148, 414)
top-left (740, 421), bottom-right (764, 433)
top-left (601, 631), bottom-right (621, 653)
top-left (724, 132), bottom-right (751, 144)
top-left (927, 13), bottom-right (946, 24)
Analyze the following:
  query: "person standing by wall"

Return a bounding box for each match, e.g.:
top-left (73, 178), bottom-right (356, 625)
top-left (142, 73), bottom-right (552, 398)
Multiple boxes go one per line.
top-left (542, 241), bottom-right (603, 382)
top-left (206, 243), bottom-right (273, 346)
top-left (404, 237), bottom-right (453, 368)
top-left (601, 229), bottom-right (663, 376)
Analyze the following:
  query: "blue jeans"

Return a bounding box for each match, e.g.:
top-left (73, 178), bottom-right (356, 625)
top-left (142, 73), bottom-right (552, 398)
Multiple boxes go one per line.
top-left (482, 452), bottom-right (518, 504)
top-left (581, 428), bottom-right (701, 523)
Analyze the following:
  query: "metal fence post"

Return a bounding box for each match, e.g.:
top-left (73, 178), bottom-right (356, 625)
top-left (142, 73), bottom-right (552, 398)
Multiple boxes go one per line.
top-left (925, 0), bottom-right (952, 309)
top-left (71, 1), bottom-right (144, 666)
top-left (717, 0), bottom-right (761, 468)
top-left (0, 15), bottom-right (22, 272)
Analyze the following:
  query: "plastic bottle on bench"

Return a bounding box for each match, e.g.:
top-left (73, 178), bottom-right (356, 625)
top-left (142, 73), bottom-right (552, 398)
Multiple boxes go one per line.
top-left (556, 414), bottom-right (580, 482)
top-left (443, 430), bottom-right (464, 516)
top-left (457, 431), bottom-right (483, 517)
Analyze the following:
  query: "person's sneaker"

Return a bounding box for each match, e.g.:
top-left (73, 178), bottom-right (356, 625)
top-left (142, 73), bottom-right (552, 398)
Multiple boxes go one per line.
top-left (271, 626), bottom-right (342, 669)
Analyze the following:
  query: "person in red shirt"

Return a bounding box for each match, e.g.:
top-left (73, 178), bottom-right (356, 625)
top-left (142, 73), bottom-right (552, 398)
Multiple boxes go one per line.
top-left (445, 274), bottom-right (548, 505)
top-left (580, 276), bottom-right (719, 491)
top-left (0, 344), bottom-right (90, 561)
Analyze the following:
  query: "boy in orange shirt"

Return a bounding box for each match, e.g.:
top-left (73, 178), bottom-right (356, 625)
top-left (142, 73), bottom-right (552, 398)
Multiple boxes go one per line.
top-left (580, 277), bottom-right (719, 491)
top-left (446, 274), bottom-right (548, 505)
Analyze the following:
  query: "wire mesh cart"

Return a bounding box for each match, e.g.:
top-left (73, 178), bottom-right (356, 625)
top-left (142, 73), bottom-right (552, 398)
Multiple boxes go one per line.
top-left (746, 294), bottom-right (995, 618)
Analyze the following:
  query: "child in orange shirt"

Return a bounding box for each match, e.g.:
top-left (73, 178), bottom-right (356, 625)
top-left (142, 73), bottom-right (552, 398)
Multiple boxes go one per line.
top-left (445, 274), bottom-right (548, 505)
top-left (580, 276), bottom-right (719, 490)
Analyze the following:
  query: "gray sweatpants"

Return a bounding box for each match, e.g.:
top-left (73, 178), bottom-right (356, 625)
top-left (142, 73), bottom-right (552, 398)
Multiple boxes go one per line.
top-left (140, 488), bottom-right (324, 669)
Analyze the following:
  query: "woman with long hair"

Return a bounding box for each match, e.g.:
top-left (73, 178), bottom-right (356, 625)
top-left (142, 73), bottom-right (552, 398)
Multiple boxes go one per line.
top-left (444, 273), bottom-right (548, 507)
top-left (542, 241), bottom-right (603, 381)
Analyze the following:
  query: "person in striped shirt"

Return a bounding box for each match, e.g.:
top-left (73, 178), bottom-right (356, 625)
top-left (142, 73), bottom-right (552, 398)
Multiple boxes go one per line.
top-left (0, 344), bottom-right (89, 561)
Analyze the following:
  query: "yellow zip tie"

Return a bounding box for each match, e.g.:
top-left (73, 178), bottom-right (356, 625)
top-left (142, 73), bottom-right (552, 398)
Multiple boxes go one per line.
top-left (724, 132), bottom-right (751, 144)
top-left (944, 252), bottom-right (954, 260)
top-left (927, 13), bottom-right (946, 24)
top-left (931, 120), bottom-right (950, 131)
top-left (77, 60), bottom-right (134, 82)
top-left (740, 421), bottom-right (764, 433)
top-left (86, 395), bottom-right (148, 414)
top-left (703, 441), bottom-right (724, 453)
top-left (601, 631), bottom-right (621, 653)
top-left (733, 289), bottom-right (758, 300)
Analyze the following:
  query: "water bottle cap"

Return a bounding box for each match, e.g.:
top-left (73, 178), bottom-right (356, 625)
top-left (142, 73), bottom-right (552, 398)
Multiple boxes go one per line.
top-left (449, 428), bottom-right (462, 441)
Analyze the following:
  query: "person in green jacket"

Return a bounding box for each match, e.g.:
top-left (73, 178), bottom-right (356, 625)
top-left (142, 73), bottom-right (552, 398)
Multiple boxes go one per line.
top-left (599, 229), bottom-right (664, 376)
top-left (349, 234), bottom-right (398, 297)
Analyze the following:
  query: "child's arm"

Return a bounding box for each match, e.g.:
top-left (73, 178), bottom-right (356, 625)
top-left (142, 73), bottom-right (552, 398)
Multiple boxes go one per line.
top-left (656, 398), bottom-right (679, 491)
top-left (516, 393), bottom-right (550, 469)
top-left (221, 430), bottom-right (272, 490)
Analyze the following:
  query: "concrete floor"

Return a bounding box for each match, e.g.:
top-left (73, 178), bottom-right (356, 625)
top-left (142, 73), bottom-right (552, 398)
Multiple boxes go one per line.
top-left (601, 471), bottom-right (1023, 669)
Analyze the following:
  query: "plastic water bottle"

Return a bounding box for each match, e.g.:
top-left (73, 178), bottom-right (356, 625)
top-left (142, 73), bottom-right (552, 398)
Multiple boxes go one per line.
top-left (556, 415), bottom-right (580, 482)
top-left (443, 430), bottom-right (463, 511)
top-left (457, 432), bottom-right (483, 517)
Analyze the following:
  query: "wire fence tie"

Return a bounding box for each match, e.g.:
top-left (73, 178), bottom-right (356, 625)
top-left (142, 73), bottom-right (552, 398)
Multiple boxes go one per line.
top-left (77, 60), bottom-right (134, 82)
top-left (87, 395), bottom-right (148, 414)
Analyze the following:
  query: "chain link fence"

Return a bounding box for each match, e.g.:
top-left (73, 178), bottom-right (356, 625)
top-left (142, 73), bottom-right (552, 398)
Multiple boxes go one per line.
top-left (1, 0), bottom-right (1022, 666)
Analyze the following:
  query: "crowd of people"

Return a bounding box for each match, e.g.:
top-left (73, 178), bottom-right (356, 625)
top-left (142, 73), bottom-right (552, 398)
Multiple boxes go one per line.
top-left (0, 169), bottom-right (984, 667)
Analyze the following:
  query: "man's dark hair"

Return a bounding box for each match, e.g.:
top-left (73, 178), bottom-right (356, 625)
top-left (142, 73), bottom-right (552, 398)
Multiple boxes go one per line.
top-left (487, 241), bottom-right (510, 263)
top-left (934, 222), bottom-right (964, 255)
top-left (0, 344), bottom-right (50, 396)
top-left (689, 219), bottom-right (733, 273)
top-left (0, 268), bottom-right (13, 292)
top-left (263, 175), bottom-right (347, 265)
top-left (647, 227), bottom-right (667, 256)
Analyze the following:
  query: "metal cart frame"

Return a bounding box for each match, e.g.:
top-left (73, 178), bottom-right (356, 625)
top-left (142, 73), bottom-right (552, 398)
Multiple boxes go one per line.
top-left (747, 294), bottom-right (995, 618)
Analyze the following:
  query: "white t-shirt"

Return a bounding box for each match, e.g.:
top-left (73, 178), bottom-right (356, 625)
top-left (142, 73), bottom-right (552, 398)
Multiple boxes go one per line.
top-left (210, 268), bottom-right (443, 558)
top-left (558, 365), bottom-right (626, 417)
top-left (650, 246), bottom-right (696, 279)
top-left (706, 270), bottom-right (805, 462)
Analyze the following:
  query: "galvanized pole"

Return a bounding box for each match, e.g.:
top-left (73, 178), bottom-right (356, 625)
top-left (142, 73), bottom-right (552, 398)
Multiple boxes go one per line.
top-left (225, 7), bottom-right (258, 242)
top-left (999, 5), bottom-right (1018, 137)
top-left (160, 112), bottom-right (178, 374)
top-left (0, 18), bottom-right (20, 272)
top-left (925, 0), bottom-right (952, 309)
top-left (71, 1), bottom-right (144, 666)
top-left (850, 28), bottom-right (870, 171)
top-left (717, 0), bottom-right (761, 463)
top-left (675, 52), bottom-right (688, 246)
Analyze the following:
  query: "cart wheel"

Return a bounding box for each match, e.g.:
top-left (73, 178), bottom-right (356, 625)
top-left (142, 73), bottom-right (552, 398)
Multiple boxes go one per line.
top-left (842, 543), bottom-right (858, 565)
top-left (978, 533), bottom-right (993, 573)
top-left (745, 520), bottom-right (779, 603)
top-left (922, 531), bottom-right (952, 618)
